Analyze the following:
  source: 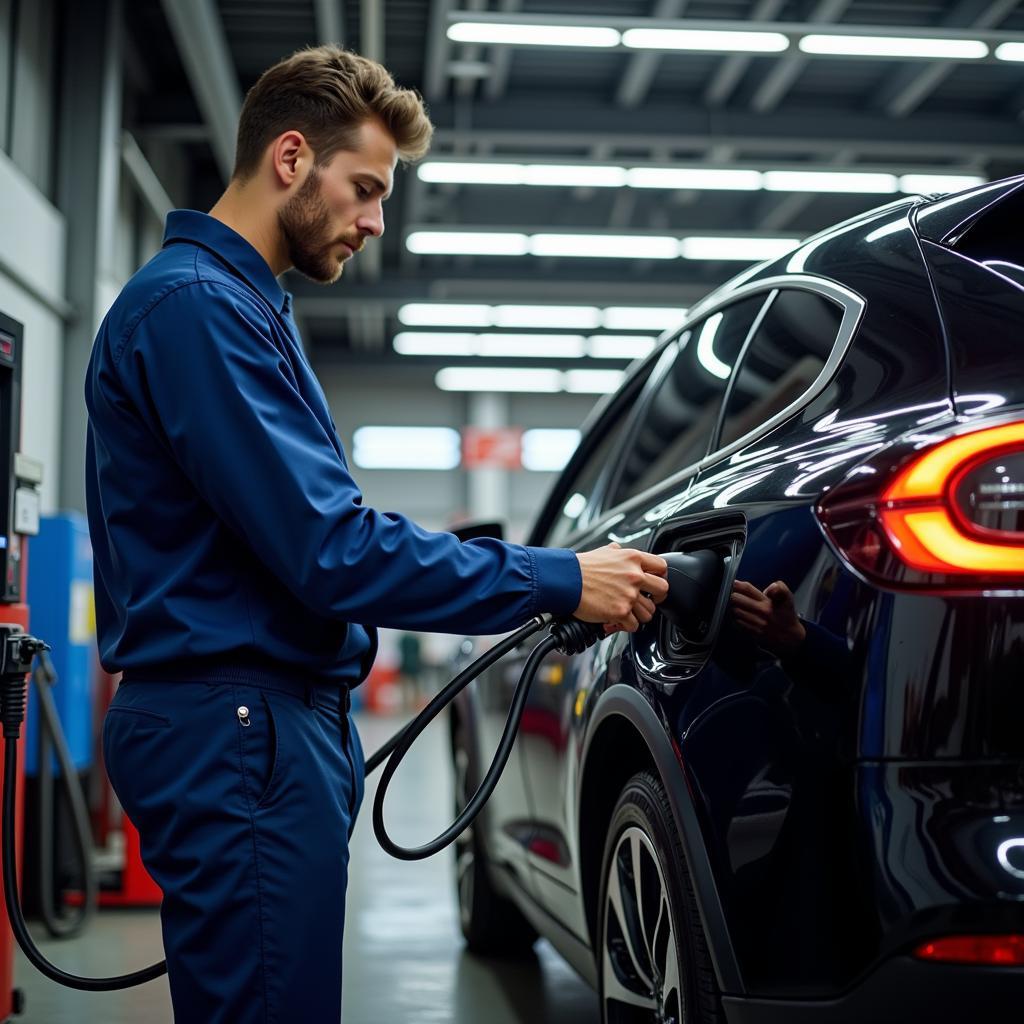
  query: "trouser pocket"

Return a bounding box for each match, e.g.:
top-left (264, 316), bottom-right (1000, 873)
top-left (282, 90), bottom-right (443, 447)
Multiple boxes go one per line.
top-left (235, 688), bottom-right (280, 809)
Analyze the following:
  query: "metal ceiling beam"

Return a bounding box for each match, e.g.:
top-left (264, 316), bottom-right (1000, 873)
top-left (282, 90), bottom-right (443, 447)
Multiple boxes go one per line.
top-left (704, 0), bottom-right (784, 108)
top-left (616, 0), bottom-right (688, 109)
top-left (121, 132), bottom-right (175, 222)
top-left (872, 0), bottom-right (1018, 117)
top-left (749, 0), bottom-right (850, 113)
top-left (425, 0), bottom-right (453, 100)
top-left (483, 0), bottom-right (521, 101)
top-left (314, 0), bottom-right (345, 46)
top-left (361, 0), bottom-right (384, 62)
top-left (293, 278), bottom-right (713, 313)
top-left (159, 0), bottom-right (241, 181)
top-left (428, 101), bottom-right (1024, 161)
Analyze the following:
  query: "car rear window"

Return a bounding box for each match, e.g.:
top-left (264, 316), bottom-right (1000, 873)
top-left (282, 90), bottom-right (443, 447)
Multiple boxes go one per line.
top-left (945, 186), bottom-right (1024, 290)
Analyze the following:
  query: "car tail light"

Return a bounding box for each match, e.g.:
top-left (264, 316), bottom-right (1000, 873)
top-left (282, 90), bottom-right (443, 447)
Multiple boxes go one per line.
top-left (817, 421), bottom-right (1024, 589)
top-left (913, 934), bottom-right (1024, 966)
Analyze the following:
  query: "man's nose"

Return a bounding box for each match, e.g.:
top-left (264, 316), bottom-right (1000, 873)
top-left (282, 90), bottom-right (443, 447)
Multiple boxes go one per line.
top-left (358, 203), bottom-right (384, 238)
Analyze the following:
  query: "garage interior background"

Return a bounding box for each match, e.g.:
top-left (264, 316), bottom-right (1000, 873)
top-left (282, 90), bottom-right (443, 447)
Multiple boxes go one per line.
top-left (2, 1), bottom-right (1023, 1020)
top-left (4, 0), bottom-right (1023, 545)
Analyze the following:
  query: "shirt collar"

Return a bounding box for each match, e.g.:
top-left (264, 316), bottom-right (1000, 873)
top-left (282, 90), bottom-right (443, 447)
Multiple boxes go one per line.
top-left (162, 209), bottom-right (288, 314)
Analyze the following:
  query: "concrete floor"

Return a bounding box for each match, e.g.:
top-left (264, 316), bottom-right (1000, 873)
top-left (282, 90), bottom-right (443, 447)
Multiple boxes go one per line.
top-left (15, 712), bottom-right (599, 1022)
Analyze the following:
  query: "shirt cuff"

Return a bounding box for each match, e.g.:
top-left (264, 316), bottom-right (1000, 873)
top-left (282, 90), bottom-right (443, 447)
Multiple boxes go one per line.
top-left (526, 546), bottom-right (582, 617)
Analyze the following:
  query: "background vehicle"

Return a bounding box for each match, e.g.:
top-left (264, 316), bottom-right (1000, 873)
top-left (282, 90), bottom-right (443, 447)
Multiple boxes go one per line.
top-left (450, 176), bottom-right (1024, 1024)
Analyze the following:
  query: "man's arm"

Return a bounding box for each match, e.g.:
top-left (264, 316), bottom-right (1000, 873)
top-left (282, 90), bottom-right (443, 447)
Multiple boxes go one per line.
top-left (121, 283), bottom-right (666, 634)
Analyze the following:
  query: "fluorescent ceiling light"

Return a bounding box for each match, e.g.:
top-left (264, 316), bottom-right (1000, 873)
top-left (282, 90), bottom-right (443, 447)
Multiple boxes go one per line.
top-left (798, 34), bottom-right (988, 59)
top-left (436, 367), bottom-right (563, 392)
top-left (417, 162), bottom-right (525, 185)
top-left (603, 307), bottom-right (688, 330)
top-left (396, 303), bottom-right (685, 330)
top-left (494, 304), bottom-right (601, 328)
top-left (352, 426), bottom-right (461, 470)
top-left (524, 165), bottom-right (627, 188)
top-left (477, 334), bottom-right (586, 358)
top-left (406, 232), bottom-right (799, 262)
top-left (447, 22), bottom-right (620, 48)
top-left (398, 303), bottom-right (491, 327)
top-left (623, 28), bottom-right (788, 53)
top-left (521, 429), bottom-right (581, 472)
top-left (627, 167), bottom-right (761, 191)
top-left (695, 313), bottom-right (731, 380)
top-left (564, 369), bottom-right (626, 394)
top-left (394, 332), bottom-right (586, 358)
top-left (763, 170), bottom-right (898, 193)
top-left (680, 236), bottom-right (800, 261)
top-left (996, 42), bottom-right (1024, 62)
top-left (899, 173), bottom-right (986, 194)
top-left (406, 231), bottom-right (529, 256)
top-left (588, 336), bottom-right (658, 359)
top-left (393, 332), bottom-right (477, 356)
top-left (531, 233), bottom-right (678, 259)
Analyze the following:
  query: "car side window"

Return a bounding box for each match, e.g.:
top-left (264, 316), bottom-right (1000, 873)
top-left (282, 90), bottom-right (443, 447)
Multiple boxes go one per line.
top-left (716, 288), bottom-right (844, 452)
top-left (540, 363), bottom-right (656, 547)
top-left (604, 295), bottom-right (767, 509)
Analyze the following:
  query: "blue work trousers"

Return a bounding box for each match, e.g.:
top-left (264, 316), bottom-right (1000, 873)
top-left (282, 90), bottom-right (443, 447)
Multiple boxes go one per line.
top-left (102, 675), bottom-right (365, 1023)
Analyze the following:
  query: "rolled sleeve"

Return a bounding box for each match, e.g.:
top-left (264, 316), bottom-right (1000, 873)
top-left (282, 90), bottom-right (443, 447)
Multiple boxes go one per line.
top-left (525, 546), bottom-right (582, 618)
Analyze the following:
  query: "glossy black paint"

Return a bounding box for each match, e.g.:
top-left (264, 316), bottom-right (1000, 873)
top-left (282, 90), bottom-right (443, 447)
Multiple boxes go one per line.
top-left (452, 177), bottom-right (1024, 1017)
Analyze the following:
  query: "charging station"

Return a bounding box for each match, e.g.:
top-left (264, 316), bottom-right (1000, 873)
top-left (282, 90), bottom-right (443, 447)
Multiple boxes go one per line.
top-left (0, 310), bottom-right (41, 1020)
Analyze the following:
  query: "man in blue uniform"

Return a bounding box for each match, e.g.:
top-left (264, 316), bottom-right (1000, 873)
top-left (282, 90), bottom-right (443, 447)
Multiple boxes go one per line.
top-left (86, 46), bottom-right (668, 1022)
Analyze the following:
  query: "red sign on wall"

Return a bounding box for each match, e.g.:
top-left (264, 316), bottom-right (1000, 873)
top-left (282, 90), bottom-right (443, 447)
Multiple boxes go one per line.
top-left (462, 427), bottom-right (523, 469)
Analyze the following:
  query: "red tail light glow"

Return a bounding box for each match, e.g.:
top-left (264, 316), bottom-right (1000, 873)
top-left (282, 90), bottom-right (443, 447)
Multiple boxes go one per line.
top-left (913, 934), bottom-right (1024, 966)
top-left (818, 421), bottom-right (1024, 588)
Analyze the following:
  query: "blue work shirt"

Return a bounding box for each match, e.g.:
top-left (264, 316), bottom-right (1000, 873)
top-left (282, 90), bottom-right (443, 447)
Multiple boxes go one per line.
top-left (85, 210), bottom-right (582, 686)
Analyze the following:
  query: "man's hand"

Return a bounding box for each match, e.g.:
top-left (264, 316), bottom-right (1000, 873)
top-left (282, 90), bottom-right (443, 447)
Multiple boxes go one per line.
top-left (574, 543), bottom-right (669, 633)
top-left (730, 579), bottom-right (806, 655)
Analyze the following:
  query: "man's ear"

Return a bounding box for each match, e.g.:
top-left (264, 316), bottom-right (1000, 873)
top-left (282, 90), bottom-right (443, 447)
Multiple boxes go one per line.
top-left (269, 130), bottom-right (307, 188)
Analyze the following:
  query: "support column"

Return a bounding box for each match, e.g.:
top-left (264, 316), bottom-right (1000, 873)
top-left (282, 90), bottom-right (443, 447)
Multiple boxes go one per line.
top-left (57, 0), bottom-right (123, 512)
top-left (466, 392), bottom-right (509, 522)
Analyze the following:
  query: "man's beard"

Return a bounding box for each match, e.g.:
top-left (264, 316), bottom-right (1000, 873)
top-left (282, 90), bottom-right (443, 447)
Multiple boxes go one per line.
top-left (278, 168), bottom-right (349, 285)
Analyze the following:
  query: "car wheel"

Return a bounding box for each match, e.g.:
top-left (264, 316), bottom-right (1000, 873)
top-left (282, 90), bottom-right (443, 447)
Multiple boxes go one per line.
top-left (599, 771), bottom-right (722, 1024)
top-left (452, 719), bottom-right (537, 956)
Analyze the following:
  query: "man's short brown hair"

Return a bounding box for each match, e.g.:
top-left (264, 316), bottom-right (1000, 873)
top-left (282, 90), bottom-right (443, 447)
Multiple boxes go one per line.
top-left (233, 46), bottom-right (433, 180)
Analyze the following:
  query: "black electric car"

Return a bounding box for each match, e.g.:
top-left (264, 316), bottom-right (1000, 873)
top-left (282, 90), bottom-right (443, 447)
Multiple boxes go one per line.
top-left (449, 176), bottom-right (1024, 1023)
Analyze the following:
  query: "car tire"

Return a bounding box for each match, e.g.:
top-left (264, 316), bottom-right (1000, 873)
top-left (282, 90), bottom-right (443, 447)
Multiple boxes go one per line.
top-left (598, 771), bottom-right (722, 1024)
top-left (452, 718), bottom-right (537, 956)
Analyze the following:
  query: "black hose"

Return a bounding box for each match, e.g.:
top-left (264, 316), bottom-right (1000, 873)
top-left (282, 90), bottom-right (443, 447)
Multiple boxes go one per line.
top-left (365, 614), bottom-right (549, 776)
top-left (35, 653), bottom-right (97, 938)
top-left (370, 615), bottom-right (603, 861)
top-left (3, 737), bottom-right (168, 989)
top-left (372, 633), bottom-right (559, 861)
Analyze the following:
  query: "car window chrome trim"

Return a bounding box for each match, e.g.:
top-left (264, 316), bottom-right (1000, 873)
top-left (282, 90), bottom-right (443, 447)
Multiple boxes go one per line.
top-left (698, 274), bottom-right (865, 471)
top-left (551, 274), bottom-right (865, 549)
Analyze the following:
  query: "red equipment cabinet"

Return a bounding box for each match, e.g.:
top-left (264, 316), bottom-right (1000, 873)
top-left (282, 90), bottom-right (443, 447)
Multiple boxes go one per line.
top-left (0, 594), bottom-right (29, 1021)
top-left (0, 308), bottom-right (38, 1020)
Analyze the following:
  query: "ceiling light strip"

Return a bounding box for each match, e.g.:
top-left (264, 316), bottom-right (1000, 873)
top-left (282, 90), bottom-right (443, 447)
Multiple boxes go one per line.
top-left (397, 304), bottom-right (687, 330)
top-left (406, 231), bottom-right (799, 260)
top-left (445, 14), bottom-right (1011, 62)
top-left (418, 161), bottom-right (986, 195)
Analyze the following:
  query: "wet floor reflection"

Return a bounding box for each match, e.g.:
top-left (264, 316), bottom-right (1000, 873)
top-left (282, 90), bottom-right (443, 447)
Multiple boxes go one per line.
top-left (345, 712), bottom-right (598, 1023)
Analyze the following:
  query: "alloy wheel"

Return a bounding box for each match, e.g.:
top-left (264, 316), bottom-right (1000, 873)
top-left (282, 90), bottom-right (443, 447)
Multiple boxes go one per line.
top-left (602, 825), bottom-right (683, 1023)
